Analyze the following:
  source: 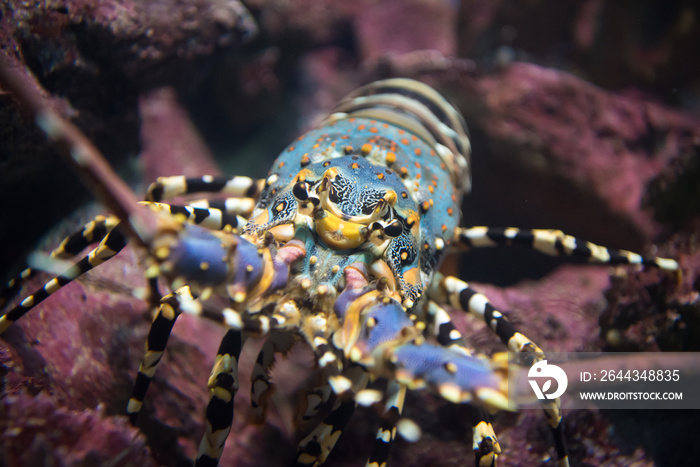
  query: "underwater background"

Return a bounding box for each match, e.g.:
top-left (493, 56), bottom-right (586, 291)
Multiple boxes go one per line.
top-left (1, 0), bottom-right (699, 466)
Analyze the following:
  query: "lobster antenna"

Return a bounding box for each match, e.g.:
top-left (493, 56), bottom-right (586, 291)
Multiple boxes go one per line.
top-left (0, 57), bottom-right (156, 249)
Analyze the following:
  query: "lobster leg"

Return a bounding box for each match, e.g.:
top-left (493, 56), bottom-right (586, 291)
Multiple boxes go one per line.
top-left (0, 214), bottom-right (120, 309)
top-left (430, 275), bottom-right (569, 467)
top-left (454, 227), bottom-right (679, 271)
top-left (141, 201), bottom-right (248, 233)
top-left (196, 329), bottom-right (246, 467)
top-left (424, 301), bottom-right (501, 465)
top-left (292, 365), bottom-right (368, 467)
top-left (126, 286), bottom-right (192, 423)
top-left (292, 399), bottom-right (357, 467)
top-left (298, 379), bottom-right (334, 423)
top-left (51, 214), bottom-right (121, 258)
top-left (425, 300), bottom-right (473, 355)
top-left (0, 229), bottom-right (128, 333)
top-left (365, 381), bottom-right (406, 467)
top-left (0, 268), bottom-right (37, 310)
top-left (146, 175), bottom-right (263, 203)
top-left (467, 404), bottom-right (500, 467)
top-left (187, 197), bottom-right (257, 219)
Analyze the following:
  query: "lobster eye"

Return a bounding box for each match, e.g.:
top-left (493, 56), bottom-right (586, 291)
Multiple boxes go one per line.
top-left (293, 181), bottom-right (309, 200)
top-left (383, 220), bottom-right (403, 238)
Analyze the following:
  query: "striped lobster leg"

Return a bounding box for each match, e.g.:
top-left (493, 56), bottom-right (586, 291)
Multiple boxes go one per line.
top-left (298, 381), bottom-right (334, 424)
top-left (141, 202), bottom-right (249, 234)
top-left (50, 214), bottom-right (122, 258)
top-left (430, 274), bottom-right (569, 467)
top-left (292, 398), bottom-right (358, 467)
top-left (292, 364), bottom-right (370, 467)
top-left (146, 174), bottom-right (263, 201)
top-left (454, 227), bottom-right (679, 272)
top-left (365, 381), bottom-right (407, 467)
top-left (126, 285), bottom-right (192, 423)
top-left (196, 329), bottom-right (246, 467)
top-left (0, 229), bottom-right (128, 333)
top-left (0, 214), bottom-right (119, 308)
top-left (187, 197), bottom-right (257, 219)
top-left (424, 301), bottom-right (501, 466)
top-left (145, 174), bottom-right (262, 224)
top-left (0, 267), bottom-right (37, 310)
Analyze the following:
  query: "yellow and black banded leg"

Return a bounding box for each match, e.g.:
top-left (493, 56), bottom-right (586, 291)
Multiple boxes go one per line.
top-left (292, 315), bottom-right (344, 424)
top-left (0, 229), bottom-right (127, 334)
top-left (1, 215), bottom-right (120, 309)
top-left (141, 201), bottom-right (248, 233)
top-left (424, 301), bottom-right (501, 465)
top-left (126, 286), bottom-right (190, 423)
top-left (196, 329), bottom-right (245, 467)
top-left (296, 338), bottom-right (353, 424)
top-left (454, 227), bottom-right (679, 271)
top-left (0, 268), bottom-right (37, 310)
top-left (187, 197), bottom-right (257, 219)
top-left (50, 214), bottom-right (121, 259)
top-left (425, 300), bottom-right (473, 355)
top-left (293, 366), bottom-right (368, 467)
top-left (366, 382), bottom-right (406, 467)
top-left (292, 398), bottom-right (356, 467)
top-left (146, 175), bottom-right (264, 203)
top-left (431, 275), bottom-right (569, 467)
top-left (467, 404), bottom-right (501, 467)
top-left (250, 332), bottom-right (296, 420)
top-left (298, 380), bottom-right (334, 423)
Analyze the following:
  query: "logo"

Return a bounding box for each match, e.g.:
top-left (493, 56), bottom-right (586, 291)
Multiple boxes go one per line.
top-left (528, 360), bottom-right (568, 400)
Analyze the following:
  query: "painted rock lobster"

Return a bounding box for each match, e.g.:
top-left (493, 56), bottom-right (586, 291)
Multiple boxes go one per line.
top-left (0, 67), bottom-right (679, 467)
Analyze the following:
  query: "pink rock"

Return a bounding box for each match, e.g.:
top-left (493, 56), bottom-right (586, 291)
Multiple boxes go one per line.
top-left (355, 0), bottom-right (458, 65)
top-left (139, 87), bottom-right (221, 183)
top-left (454, 62), bottom-right (700, 247)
